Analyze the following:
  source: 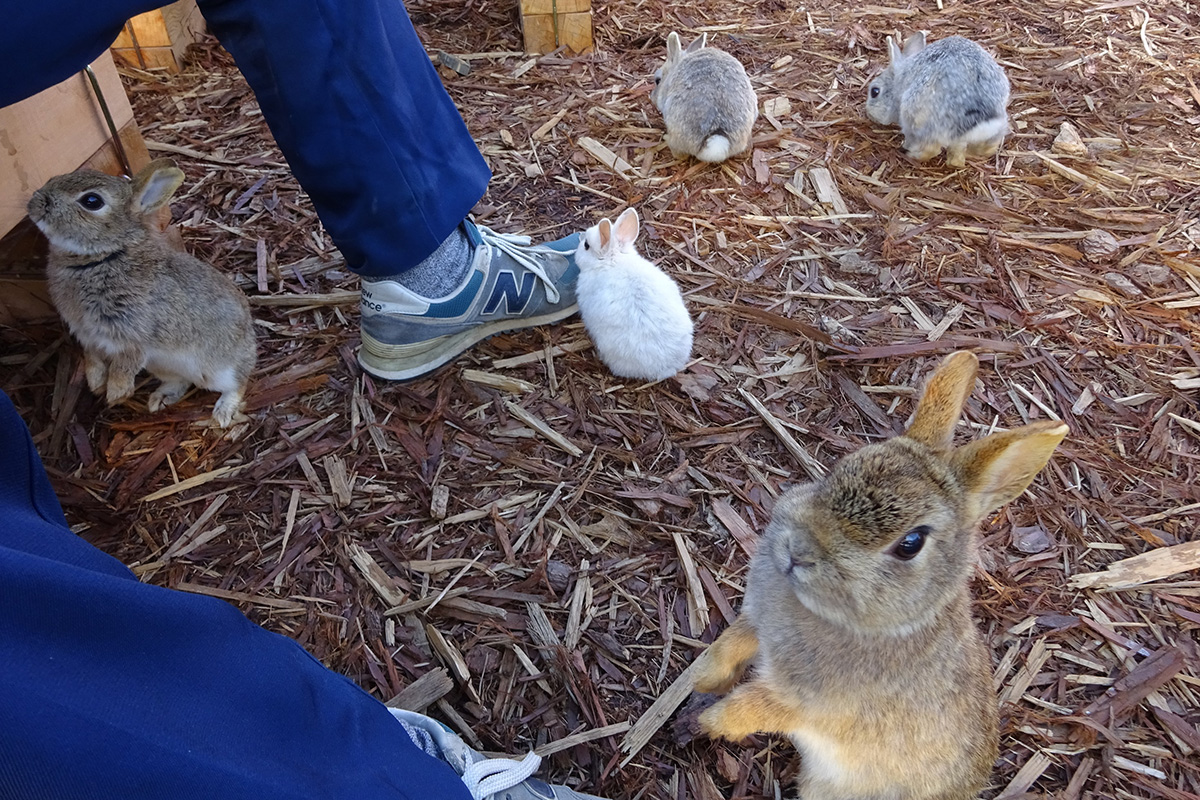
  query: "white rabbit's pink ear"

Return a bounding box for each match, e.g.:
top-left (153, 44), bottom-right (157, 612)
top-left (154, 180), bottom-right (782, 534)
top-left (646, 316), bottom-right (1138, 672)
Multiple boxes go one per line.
top-left (132, 159), bottom-right (185, 215)
top-left (666, 32), bottom-right (682, 62)
top-left (686, 33), bottom-right (707, 54)
top-left (902, 31), bottom-right (927, 57)
top-left (597, 218), bottom-right (613, 252)
top-left (886, 35), bottom-right (903, 65)
top-left (613, 208), bottom-right (640, 250)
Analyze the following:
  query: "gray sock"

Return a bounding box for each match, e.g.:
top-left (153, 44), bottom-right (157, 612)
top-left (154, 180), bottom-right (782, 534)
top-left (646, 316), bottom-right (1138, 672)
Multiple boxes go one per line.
top-left (398, 718), bottom-right (443, 759)
top-left (396, 225), bottom-right (475, 299)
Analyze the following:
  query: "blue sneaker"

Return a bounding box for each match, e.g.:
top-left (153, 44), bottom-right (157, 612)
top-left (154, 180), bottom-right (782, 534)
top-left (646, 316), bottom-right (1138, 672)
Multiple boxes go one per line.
top-left (359, 221), bottom-right (579, 380)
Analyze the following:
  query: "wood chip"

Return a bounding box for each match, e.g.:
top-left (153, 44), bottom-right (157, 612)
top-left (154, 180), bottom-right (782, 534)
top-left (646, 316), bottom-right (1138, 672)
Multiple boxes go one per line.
top-left (347, 543), bottom-right (406, 607)
top-left (504, 400), bottom-right (583, 457)
top-left (322, 454), bottom-right (353, 508)
top-left (1069, 541), bottom-right (1200, 589)
top-left (577, 136), bottom-right (633, 179)
top-left (738, 387), bottom-right (826, 479)
top-left (996, 751), bottom-right (1053, 800)
top-left (808, 166), bottom-right (849, 216)
top-left (1079, 647), bottom-right (1185, 726)
top-left (672, 531), bottom-right (710, 636)
top-left (619, 656), bottom-right (706, 767)
top-left (711, 499), bottom-right (759, 557)
top-left (535, 721), bottom-right (632, 757)
top-left (462, 369), bottom-right (536, 393)
top-left (386, 668), bottom-right (454, 711)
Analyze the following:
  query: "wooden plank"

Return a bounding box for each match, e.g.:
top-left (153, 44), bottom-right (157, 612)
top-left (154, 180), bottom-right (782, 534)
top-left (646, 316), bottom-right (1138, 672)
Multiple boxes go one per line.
top-left (0, 277), bottom-right (56, 326)
top-left (0, 52), bottom-right (135, 236)
top-left (111, 46), bottom-right (181, 72)
top-left (113, 10), bottom-right (171, 49)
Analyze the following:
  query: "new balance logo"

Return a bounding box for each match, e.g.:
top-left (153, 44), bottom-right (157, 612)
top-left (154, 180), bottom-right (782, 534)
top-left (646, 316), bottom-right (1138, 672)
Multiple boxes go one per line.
top-left (482, 271), bottom-right (536, 315)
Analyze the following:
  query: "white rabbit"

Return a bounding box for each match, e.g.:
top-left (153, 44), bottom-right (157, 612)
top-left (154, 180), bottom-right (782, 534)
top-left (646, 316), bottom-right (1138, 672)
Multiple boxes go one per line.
top-left (574, 209), bottom-right (693, 381)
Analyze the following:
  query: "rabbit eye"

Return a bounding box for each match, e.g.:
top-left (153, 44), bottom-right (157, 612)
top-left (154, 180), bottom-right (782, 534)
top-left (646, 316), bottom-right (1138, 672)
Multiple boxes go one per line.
top-left (891, 525), bottom-right (929, 560)
top-left (584, 241), bottom-right (591, 250)
top-left (869, 86), bottom-right (881, 99)
top-left (78, 193), bottom-right (106, 211)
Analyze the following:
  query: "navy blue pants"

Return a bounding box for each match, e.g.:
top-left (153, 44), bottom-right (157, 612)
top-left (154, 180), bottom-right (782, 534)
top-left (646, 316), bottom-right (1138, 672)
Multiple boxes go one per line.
top-left (0, 389), bottom-right (472, 800)
top-left (1, 0), bottom-right (491, 276)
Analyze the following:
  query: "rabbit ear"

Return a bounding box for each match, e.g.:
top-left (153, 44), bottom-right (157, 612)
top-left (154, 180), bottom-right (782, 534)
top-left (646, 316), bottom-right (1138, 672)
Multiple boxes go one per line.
top-left (598, 218), bottom-right (614, 252)
top-left (613, 208), bottom-right (640, 249)
top-left (667, 32), bottom-right (682, 62)
top-left (905, 351), bottom-right (979, 452)
top-left (902, 31), bottom-right (927, 57)
top-left (131, 159), bottom-right (185, 215)
top-left (686, 33), bottom-right (707, 53)
top-left (887, 35), bottom-right (903, 64)
top-left (950, 421), bottom-right (1068, 523)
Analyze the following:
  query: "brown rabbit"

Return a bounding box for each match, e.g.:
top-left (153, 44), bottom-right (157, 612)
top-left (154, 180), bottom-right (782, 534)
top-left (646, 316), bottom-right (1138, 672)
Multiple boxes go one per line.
top-left (27, 160), bottom-right (256, 428)
top-left (695, 351), bottom-right (1068, 800)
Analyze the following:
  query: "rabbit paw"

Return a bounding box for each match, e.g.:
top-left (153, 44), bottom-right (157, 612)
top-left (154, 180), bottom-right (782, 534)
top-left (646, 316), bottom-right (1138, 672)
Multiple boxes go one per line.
top-left (693, 658), bottom-right (742, 696)
top-left (699, 699), bottom-right (755, 743)
top-left (698, 682), bottom-right (800, 742)
top-left (693, 617), bottom-right (758, 695)
top-left (211, 392), bottom-right (242, 429)
top-left (968, 137), bottom-right (1002, 158)
top-left (904, 140), bottom-right (942, 163)
top-left (84, 356), bottom-right (108, 395)
top-left (105, 375), bottom-right (136, 406)
top-left (148, 380), bottom-right (190, 412)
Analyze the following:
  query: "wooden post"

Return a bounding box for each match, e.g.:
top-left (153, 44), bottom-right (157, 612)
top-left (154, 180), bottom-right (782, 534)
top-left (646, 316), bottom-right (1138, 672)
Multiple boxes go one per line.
top-left (519, 0), bottom-right (593, 55)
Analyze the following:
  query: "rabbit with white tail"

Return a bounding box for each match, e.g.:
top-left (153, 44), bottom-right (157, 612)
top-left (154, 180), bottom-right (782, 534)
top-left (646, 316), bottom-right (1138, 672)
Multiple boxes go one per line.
top-left (866, 33), bottom-right (1010, 167)
top-left (575, 208), bottom-right (693, 381)
top-left (27, 160), bottom-right (257, 428)
top-left (695, 351), bottom-right (1068, 800)
top-left (651, 32), bottom-right (758, 163)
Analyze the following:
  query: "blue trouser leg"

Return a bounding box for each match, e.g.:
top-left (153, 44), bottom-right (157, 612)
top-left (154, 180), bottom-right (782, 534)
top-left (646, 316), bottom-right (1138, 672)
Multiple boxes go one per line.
top-left (1, 0), bottom-right (489, 276)
top-left (0, 389), bottom-right (472, 800)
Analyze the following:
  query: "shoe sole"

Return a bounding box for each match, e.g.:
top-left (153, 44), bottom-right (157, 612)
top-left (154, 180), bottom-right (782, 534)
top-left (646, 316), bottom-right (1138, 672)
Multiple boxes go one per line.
top-left (358, 304), bottom-right (579, 381)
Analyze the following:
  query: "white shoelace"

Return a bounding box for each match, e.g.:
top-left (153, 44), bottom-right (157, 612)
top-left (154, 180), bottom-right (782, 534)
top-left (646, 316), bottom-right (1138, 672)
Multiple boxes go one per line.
top-left (474, 224), bottom-right (563, 304)
top-left (460, 752), bottom-right (543, 800)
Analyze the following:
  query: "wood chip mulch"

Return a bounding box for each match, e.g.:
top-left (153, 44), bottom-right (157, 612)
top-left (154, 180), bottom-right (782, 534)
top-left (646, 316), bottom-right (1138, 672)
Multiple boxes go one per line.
top-left (3, 0), bottom-right (1199, 797)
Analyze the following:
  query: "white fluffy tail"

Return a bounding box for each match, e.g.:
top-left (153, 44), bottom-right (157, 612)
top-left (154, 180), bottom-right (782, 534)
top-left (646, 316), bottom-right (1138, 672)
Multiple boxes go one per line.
top-left (696, 134), bottom-right (732, 162)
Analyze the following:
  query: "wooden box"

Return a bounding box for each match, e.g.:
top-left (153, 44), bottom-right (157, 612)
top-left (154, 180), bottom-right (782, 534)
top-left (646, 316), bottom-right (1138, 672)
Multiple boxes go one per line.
top-left (0, 51), bottom-right (150, 325)
top-left (519, 0), bottom-right (593, 55)
top-left (111, 0), bottom-right (207, 73)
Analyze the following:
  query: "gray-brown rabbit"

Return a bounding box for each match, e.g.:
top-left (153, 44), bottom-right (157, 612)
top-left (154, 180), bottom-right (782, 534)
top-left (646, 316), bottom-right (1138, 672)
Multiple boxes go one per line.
top-left (650, 32), bottom-right (758, 163)
top-left (865, 33), bottom-right (1010, 167)
top-left (27, 160), bottom-right (256, 428)
top-left (695, 351), bottom-right (1068, 800)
